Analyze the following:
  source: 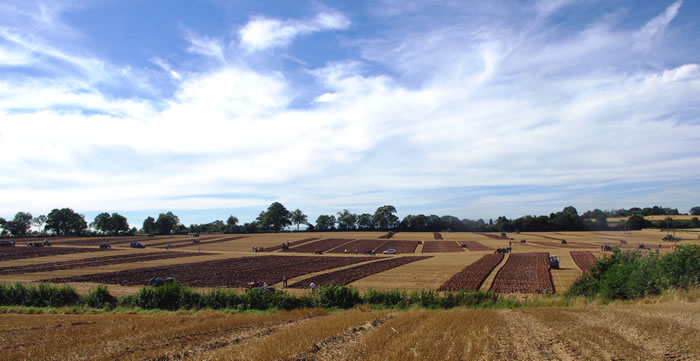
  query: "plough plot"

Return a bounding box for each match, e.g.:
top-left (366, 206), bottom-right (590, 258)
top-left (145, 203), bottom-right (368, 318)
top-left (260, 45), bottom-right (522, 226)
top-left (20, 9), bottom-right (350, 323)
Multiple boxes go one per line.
top-left (0, 251), bottom-right (205, 275)
top-left (459, 241), bottom-right (491, 251)
top-left (490, 252), bottom-right (555, 293)
top-left (49, 255), bottom-right (378, 287)
top-left (288, 239), bottom-right (354, 253)
top-left (0, 247), bottom-right (108, 262)
top-left (437, 254), bottom-right (504, 291)
top-left (422, 241), bottom-right (463, 253)
top-left (373, 240), bottom-right (420, 254)
top-left (289, 256), bottom-right (431, 288)
top-left (327, 239), bottom-right (387, 254)
top-left (570, 251), bottom-right (597, 273)
top-left (264, 238), bottom-right (320, 252)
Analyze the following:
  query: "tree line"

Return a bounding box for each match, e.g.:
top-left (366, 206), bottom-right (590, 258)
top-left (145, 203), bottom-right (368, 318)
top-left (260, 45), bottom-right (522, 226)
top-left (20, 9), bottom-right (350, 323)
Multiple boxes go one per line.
top-left (1, 204), bottom-right (699, 237)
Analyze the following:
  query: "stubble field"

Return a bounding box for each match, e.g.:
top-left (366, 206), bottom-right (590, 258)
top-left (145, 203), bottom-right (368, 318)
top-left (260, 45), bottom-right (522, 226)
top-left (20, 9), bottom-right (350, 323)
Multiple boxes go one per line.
top-left (1, 298), bottom-right (699, 361)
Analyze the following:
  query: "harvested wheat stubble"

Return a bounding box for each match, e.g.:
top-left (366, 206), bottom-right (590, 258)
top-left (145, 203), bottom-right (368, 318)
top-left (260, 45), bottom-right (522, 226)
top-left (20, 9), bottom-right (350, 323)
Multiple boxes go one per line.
top-left (49, 255), bottom-right (379, 287)
top-left (0, 247), bottom-right (109, 262)
top-left (146, 235), bottom-right (221, 248)
top-left (288, 239), bottom-right (354, 253)
top-left (570, 251), bottom-right (597, 273)
top-left (433, 232), bottom-right (443, 240)
top-left (460, 241), bottom-right (492, 251)
top-left (373, 240), bottom-right (420, 254)
top-left (56, 236), bottom-right (168, 246)
top-left (422, 241), bottom-right (463, 253)
top-left (474, 232), bottom-right (507, 240)
top-left (490, 252), bottom-right (555, 294)
top-left (264, 238), bottom-right (321, 252)
top-left (163, 236), bottom-right (247, 249)
top-left (519, 233), bottom-right (565, 241)
top-left (438, 254), bottom-right (504, 291)
top-left (327, 239), bottom-right (387, 254)
top-left (529, 241), bottom-right (594, 249)
top-left (0, 251), bottom-right (206, 275)
top-left (289, 256), bottom-right (431, 288)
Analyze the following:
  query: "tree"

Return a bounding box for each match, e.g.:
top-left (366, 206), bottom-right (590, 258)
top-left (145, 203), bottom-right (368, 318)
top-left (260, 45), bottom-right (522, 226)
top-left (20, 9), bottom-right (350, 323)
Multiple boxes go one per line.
top-left (110, 213), bottom-right (129, 234)
top-left (552, 206), bottom-right (585, 231)
top-left (357, 213), bottom-right (374, 230)
top-left (142, 216), bottom-right (156, 234)
top-left (625, 215), bottom-right (651, 230)
top-left (0, 217), bottom-right (6, 236)
top-left (690, 207), bottom-right (700, 216)
top-left (92, 212), bottom-right (111, 233)
top-left (226, 215), bottom-right (239, 233)
top-left (290, 209), bottom-right (308, 231)
top-left (691, 217), bottom-right (700, 228)
top-left (32, 215), bottom-right (47, 234)
top-left (155, 212), bottom-right (179, 235)
top-left (92, 212), bottom-right (129, 235)
top-left (373, 205), bottom-right (398, 230)
top-left (258, 202), bottom-right (291, 231)
top-left (336, 209), bottom-right (357, 230)
top-left (315, 215), bottom-right (336, 231)
top-left (45, 208), bottom-right (87, 236)
top-left (5, 212), bottom-right (33, 236)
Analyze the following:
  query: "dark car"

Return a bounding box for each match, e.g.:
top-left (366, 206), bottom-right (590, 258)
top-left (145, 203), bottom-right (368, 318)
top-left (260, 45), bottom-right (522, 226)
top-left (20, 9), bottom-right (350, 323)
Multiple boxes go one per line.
top-left (130, 242), bottom-right (146, 248)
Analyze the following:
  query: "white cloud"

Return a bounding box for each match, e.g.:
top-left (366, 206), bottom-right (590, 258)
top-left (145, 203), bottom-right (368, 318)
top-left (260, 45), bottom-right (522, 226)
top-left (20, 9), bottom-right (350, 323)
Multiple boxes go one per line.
top-left (150, 57), bottom-right (182, 80)
top-left (313, 92), bottom-right (338, 103)
top-left (633, 0), bottom-right (682, 52)
top-left (185, 32), bottom-right (225, 62)
top-left (1, 1), bottom-right (699, 222)
top-left (239, 11), bottom-right (350, 52)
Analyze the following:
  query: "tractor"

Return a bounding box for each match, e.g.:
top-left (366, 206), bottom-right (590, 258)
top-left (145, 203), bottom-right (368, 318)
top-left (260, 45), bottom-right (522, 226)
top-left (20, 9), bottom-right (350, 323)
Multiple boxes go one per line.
top-left (547, 256), bottom-right (560, 269)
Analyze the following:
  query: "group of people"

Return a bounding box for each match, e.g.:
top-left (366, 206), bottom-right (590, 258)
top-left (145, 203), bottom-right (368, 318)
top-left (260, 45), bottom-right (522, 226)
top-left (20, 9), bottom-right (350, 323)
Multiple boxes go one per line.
top-left (247, 277), bottom-right (315, 292)
top-left (251, 245), bottom-right (265, 252)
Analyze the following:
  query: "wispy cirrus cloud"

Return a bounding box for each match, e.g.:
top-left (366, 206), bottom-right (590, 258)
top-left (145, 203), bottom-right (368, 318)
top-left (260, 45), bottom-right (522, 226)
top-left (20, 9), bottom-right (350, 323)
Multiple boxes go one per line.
top-left (633, 0), bottom-right (683, 52)
top-left (239, 11), bottom-right (350, 52)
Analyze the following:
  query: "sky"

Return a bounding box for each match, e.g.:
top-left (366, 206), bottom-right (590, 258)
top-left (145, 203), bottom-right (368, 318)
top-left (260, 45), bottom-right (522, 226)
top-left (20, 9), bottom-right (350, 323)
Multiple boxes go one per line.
top-left (1, 0), bottom-right (699, 228)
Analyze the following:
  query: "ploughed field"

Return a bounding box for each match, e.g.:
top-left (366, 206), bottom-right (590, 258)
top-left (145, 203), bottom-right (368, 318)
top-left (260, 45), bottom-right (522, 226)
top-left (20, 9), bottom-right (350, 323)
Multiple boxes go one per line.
top-left (490, 253), bottom-right (555, 293)
top-left (421, 241), bottom-right (463, 253)
top-left (373, 240), bottom-right (420, 254)
top-left (289, 256), bottom-right (430, 288)
top-left (0, 251), bottom-right (206, 275)
top-left (4, 301), bottom-right (699, 361)
top-left (265, 238), bottom-right (320, 252)
top-left (1, 230), bottom-right (698, 294)
top-left (49, 255), bottom-right (380, 288)
top-left (0, 247), bottom-right (109, 262)
top-left (459, 240), bottom-right (491, 251)
top-left (438, 254), bottom-right (504, 291)
top-left (327, 239), bottom-right (387, 254)
top-left (570, 251), bottom-right (597, 273)
top-left (288, 238), bottom-right (354, 253)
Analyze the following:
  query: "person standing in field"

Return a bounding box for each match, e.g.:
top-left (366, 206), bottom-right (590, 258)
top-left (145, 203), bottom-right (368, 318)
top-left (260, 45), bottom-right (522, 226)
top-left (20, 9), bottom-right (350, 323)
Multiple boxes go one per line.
top-left (282, 276), bottom-right (287, 288)
top-left (310, 282), bottom-right (316, 294)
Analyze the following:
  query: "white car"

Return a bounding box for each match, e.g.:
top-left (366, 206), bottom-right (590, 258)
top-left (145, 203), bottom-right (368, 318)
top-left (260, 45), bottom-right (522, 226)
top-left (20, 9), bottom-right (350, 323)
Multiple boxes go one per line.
top-left (382, 249), bottom-right (397, 254)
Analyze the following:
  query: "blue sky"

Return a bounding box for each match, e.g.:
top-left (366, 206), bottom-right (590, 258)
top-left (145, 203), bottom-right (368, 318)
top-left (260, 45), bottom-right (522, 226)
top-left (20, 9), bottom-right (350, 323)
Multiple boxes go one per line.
top-left (1, 0), bottom-right (699, 228)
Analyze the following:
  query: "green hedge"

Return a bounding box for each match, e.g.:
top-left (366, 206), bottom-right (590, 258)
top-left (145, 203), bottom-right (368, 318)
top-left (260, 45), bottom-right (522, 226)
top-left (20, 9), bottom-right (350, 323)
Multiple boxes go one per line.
top-left (567, 245), bottom-right (700, 299)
